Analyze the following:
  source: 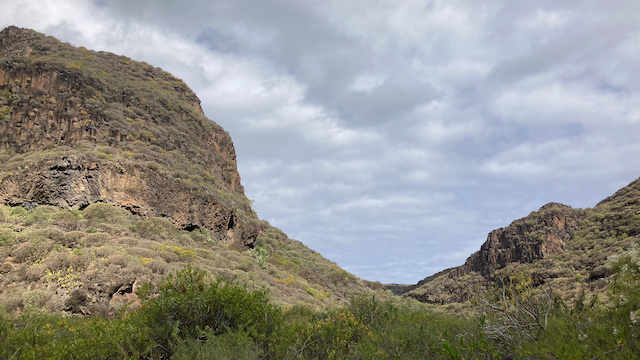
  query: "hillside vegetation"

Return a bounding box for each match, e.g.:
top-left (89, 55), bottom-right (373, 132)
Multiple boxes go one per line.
top-left (1, 246), bottom-right (640, 359)
top-left (0, 203), bottom-right (382, 314)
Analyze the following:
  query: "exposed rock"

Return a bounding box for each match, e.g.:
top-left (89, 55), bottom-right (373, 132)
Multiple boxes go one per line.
top-left (406, 203), bottom-right (586, 304)
top-left (464, 203), bottom-right (584, 277)
top-left (407, 178), bottom-right (640, 305)
top-left (0, 26), bottom-right (265, 246)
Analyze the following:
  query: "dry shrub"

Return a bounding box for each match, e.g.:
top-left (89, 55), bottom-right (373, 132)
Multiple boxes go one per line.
top-left (44, 294), bottom-right (65, 312)
top-left (229, 241), bottom-right (246, 253)
top-left (238, 259), bottom-right (254, 272)
top-left (11, 242), bottom-right (35, 263)
top-left (93, 246), bottom-right (112, 258)
top-left (176, 234), bottom-right (196, 248)
top-left (32, 227), bottom-right (66, 243)
top-left (157, 249), bottom-right (179, 263)
top-left (0, 290), bottom-right (23, 311)
top-left (147, 260), bottom-right (169, 274)
top-left (21, 290), bottom-right (52, 308)
top-left (363, 279), bottom-right (386, 291)
top-left (108, 254), bottom-right (130, 267)
top-left (25, 264), bottom-right (46, 281)
top-left (123, 263), bottom-right (152, 277)
top-left (0, 246), bottom-right (10, 260)
top-left (195, 248), bottom-right (215, 260)
top-left (63, 231), bottom-right (86, 247)
top-left (119, 236), bottom-right (139, 246)
top-left (44, 251), bottom-right (70, 272)
top-left (11, 240), bottom-right (54, 263)
top-left (51, 211), bottom-right (86, 231)
top-left (126, 247), bottom-right (157, 258)
top-left (136, 217), bottom-right (177, 238)
top-left (0, 204), bottom-right (10, 222)
top-left (67, 254), bottom-right (91, 270)
top-left (0, 262), bottom-right (13, 274)
top-left (84, 233), bottom-right (112, 247)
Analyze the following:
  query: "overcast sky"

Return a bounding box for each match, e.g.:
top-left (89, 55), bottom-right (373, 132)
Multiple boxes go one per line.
top-left (3, 0), bottom-right (640, 283)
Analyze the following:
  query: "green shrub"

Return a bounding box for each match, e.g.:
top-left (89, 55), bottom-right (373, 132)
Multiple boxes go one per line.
top-left (83, 203), bottom-right (132, 227)
top-left (0, 227), bottom-right (16, 246)
top-left (247, 247), bottom-right (269, 269)
top-left (0, 205), bottom-right (10, 222)
top-left (136, 217), bottom-right (178, 238)
top-left (24, 205), bottom-right (60, 225)
top-left (135, 266), bottom-right (282, 358)
top-left (0, 309), bottom-right (152, 359)
top-left (172, 331), bottom-right (261, 360)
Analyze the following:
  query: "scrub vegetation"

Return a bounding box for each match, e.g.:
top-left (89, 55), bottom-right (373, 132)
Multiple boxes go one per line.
top-left (0, 203), bottom-right (380, 313)
top-left (1, 247), bottom-right (640, 359)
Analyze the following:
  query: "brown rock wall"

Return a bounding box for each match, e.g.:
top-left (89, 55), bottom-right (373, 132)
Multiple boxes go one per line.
top-left (0, 26), bottom-right (262, 246)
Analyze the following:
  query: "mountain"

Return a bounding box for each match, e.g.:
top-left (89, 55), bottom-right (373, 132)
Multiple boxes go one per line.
top-left (0, 26), bottom-right (382, 315)
top-left (403, 178), bottom-right (640, 305)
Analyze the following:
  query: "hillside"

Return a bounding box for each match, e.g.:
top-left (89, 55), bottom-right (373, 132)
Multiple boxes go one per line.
top-left (0, 26), bottom-right (383, 315)
top-left (404, 178), bottom-right (640, 306)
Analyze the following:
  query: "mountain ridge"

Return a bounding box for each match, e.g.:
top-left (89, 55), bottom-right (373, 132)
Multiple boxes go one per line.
top-left (403, 178), bottom-right (640, 306)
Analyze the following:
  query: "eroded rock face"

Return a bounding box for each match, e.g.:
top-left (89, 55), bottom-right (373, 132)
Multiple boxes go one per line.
top-left (464, 203), bottom-right (583, 277)
top-left (0, 26), bottom-right (263, 246)
top-left (404, 203), bottom-right (586, 304)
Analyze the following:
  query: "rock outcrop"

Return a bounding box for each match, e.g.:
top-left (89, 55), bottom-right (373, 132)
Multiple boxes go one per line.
top-left (464, 203), bottom-right (584, 276)
top-left (404, 203), bottom-right (587, 304)
top-left (405, 178), bottom-right (640, 305)
top-left (0, 26), bottom-right (263, 245)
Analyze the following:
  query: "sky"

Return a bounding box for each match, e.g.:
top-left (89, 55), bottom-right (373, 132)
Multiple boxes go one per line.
top-left (3, 0), bottom-right (640, 284)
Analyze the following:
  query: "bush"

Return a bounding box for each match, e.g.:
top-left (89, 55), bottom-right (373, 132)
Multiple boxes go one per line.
top-left (24, 205), bottom-right (61, 225)
top-left (136, 217), bottom-right (178, 238)
top-left (172, 331), bottom-right (260, 360)
top-left (135, 266), bottom-right (282, 358)
top-left (247, 247), bottom-right (269, 269)
top-left (0, 205), bottom-right (10, 222)
top-left (83, 203), bottom-right (132, 227)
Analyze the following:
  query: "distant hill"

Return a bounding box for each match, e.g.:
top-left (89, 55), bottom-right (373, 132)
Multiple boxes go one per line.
top-left (403, 178), bottom-right (640, 306)
top-left (0, 26), bottom-right (384, 315)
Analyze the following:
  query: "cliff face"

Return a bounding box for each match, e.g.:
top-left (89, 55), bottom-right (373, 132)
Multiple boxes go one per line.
top-left (464, 203), bottom-right (584, 276)
top-left (0, 26), bottom-right (262, 245)
top-left (405, 179), bottom-right (640, 305)
top-left (405, 203), bottom-right (588, 304)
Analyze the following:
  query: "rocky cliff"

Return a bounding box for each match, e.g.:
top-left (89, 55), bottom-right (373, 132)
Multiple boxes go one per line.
top-left (0, 26), bottom-right (261, 245)
top-left (404, 182), bottom-right (640, 305)
top-left (0, 27), bottom-right (383, 316)
top-left (464, 203), bottom-right (585, 277)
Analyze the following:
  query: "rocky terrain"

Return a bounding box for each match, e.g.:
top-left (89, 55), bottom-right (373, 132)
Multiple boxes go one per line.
top-left (403, 179), bottom-right (640, 306)
top-left (0, 26), bottom-right (260, 245)
top-left (0, 27), bottom-right (384, 315)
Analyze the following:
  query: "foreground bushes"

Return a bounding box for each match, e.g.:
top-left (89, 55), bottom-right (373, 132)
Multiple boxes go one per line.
top-left (2, 250), bottom-right (640, 359)
top-left (0, 266), bottom-right (495, 359)
top-left (136, 266), bottom-right (281, 358)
